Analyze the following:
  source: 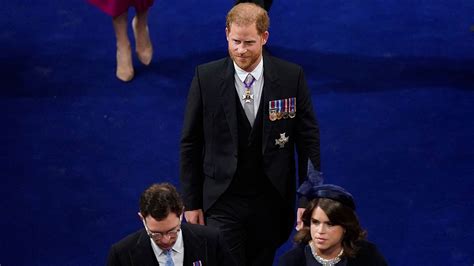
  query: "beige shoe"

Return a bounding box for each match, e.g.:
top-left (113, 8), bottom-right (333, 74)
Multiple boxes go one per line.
top-left (116, 44), bottom-right (134, 82)
top-left (132, 16), bottom-right (153, 65)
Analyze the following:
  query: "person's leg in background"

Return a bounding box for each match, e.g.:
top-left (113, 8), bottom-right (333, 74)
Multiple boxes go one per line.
top-left (133, 8), bottom-right (153, 66)
top-left (112, 11), bottom-right (134, 82)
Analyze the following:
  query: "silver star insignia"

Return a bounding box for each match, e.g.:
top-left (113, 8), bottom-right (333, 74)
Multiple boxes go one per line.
top-left (275, 133), bottom-right (289, 148)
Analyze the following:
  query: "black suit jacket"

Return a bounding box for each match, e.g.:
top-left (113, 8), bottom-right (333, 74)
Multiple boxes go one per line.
top-left (180, 55), bottom-right (320, 212)
top-left (107, 223), bottom-right (236, 266)
top-left (278, 241), bottom-right (388, 266)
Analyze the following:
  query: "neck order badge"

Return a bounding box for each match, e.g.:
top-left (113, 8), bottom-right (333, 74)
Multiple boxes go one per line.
top-left (242, 74), bottom-right (255, 103)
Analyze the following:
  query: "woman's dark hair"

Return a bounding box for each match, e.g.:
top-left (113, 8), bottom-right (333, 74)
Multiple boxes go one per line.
top-left (139, 183), bottom-right (184, 220)
top-left (294, 198), bottom-right (367, 258)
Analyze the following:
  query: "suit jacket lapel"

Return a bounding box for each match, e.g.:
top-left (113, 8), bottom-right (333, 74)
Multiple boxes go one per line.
top-left (182, 224), bottom-right (206, 265)
top-left (130, 230), bottom-right (160, 266)
top-left (219, 57), bottom-right (239, 153)
top-left (262, 55), bottom-right (281, 153)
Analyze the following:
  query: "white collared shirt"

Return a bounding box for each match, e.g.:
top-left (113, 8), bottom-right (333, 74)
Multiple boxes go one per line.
top-left (233, 57), bottom-right (264, 116)
top-left (150, 230), bottom-right (184, 266)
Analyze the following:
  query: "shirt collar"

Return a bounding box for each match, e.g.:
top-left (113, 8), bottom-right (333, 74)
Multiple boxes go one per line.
top-left (233, 56), bottom-right (264, 83)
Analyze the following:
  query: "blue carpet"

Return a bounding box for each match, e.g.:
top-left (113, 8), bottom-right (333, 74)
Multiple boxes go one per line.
top-left (1, 0), bottom-right (473, 265)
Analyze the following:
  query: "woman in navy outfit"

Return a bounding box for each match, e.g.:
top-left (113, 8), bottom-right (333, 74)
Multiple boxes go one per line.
top-left (278, 182), bottom-right (388, 266)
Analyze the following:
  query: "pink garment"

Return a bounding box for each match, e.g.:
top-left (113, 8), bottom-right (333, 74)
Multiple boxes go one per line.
top-left (88, 0), bottom-right (154, 17)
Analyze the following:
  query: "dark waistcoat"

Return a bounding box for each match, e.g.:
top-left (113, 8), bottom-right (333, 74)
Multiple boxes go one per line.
top-left (226, 93), bottom-right (267, 196)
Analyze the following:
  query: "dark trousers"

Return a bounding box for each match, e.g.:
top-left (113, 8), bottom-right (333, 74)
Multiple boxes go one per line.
top-left (205, 186), bottom-right (287, 266)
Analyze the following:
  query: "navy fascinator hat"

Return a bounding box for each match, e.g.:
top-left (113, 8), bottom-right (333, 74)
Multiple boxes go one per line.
top-left (298, 181), bottom-right (356, 210)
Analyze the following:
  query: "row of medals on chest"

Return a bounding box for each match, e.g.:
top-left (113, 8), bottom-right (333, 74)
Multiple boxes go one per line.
top-left (243, 90), bottom-right (295, 122)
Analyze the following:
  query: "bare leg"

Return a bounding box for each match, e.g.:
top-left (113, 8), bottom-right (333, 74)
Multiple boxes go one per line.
top-left (133, 9), bottom-right (153, 65)
top-left (113, 11), bottom-right (134, 82)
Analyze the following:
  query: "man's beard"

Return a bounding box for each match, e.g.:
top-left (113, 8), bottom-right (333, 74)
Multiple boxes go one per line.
top-left (228, 48), bottom-right (260, 72)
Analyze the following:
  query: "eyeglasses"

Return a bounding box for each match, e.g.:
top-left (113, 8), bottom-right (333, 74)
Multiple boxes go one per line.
top-left (143, 220), bottom-right (181, 241)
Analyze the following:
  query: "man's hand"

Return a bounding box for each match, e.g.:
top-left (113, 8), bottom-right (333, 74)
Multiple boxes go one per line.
top-left (184, 209), bottom-right (205, 225)
top-left (295, 207), bottom-right (306, 230)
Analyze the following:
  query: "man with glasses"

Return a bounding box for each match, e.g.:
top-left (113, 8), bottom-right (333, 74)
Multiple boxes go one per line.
top-left (107, 183), bottom-right (236, 266)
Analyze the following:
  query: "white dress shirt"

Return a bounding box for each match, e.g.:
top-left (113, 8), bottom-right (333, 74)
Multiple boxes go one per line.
top-left (233, 57), bottom-right (264, 116)
top-left (150, 230), bottom-right (184, 266)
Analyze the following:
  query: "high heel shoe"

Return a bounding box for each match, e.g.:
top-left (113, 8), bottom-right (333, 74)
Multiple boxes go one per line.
top-left (132, 16), bottom-right (153, 66)
top-left (116, 44), bottom-right (134, 82)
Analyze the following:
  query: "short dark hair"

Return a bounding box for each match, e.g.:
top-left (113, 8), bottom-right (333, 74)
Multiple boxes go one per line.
top-left (294, 198), bottom-right (367, 258)
top-left (139, 183), bottom-right (184, 220)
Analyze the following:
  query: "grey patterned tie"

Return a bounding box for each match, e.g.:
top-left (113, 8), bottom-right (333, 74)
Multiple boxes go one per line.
top-left (243, 74), bottom-right (255, 126)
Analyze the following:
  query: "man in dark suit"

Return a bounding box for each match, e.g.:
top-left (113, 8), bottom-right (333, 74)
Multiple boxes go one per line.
top-left (180, 3), bottom-right (321, 266)
top-left (107, 183), bottom-right (236, 266)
